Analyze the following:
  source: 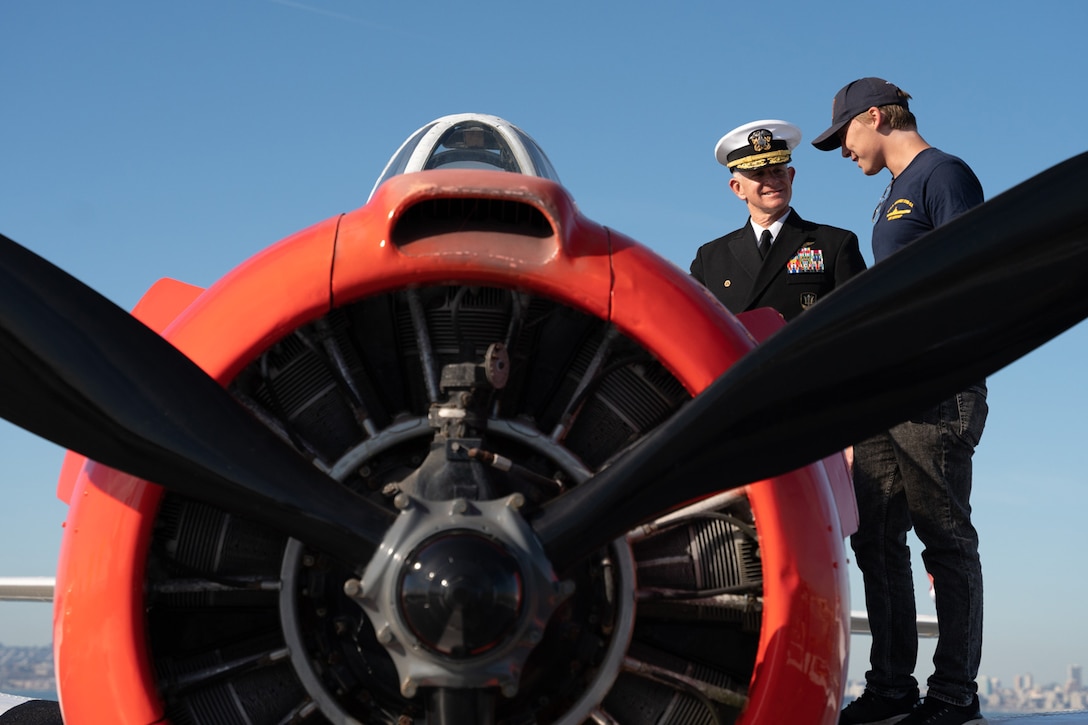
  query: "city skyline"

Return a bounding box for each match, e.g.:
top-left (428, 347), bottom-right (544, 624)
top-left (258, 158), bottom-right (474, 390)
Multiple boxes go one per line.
top-left (845, 663), bottom-right (1088, 716)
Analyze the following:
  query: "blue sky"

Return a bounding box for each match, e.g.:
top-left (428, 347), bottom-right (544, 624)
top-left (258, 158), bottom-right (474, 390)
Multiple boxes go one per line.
top-left (2, 0), bottom-right (1086, 690)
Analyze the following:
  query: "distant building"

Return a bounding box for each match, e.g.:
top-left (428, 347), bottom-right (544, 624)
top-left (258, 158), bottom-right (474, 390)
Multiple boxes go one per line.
top-left (978, 676), bottom-right (994, 697)
top-left (0, 645), bottom-right (55, 697)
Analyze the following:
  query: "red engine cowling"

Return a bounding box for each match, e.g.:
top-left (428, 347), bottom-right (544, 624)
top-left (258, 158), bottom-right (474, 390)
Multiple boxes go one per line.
top-left (54, 169), bottom-right (855, 724)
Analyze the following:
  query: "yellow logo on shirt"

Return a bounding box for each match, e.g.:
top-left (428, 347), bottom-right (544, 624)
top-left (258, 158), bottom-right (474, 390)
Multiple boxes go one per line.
top-left (885, 198), bottom-right (914, 221)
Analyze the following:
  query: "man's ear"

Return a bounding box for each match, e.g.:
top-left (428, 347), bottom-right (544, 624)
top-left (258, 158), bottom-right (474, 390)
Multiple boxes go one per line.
top-left (728, 176), bottom-right (745, 201)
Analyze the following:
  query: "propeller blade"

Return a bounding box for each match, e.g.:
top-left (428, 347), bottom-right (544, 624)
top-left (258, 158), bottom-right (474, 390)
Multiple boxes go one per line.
top-left (536, 150), bottom-right (1088, 570)
top-left (0, 234), bottom-right (393, 562)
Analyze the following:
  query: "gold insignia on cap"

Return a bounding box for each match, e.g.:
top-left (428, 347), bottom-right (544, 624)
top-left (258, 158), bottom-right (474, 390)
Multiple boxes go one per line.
top-left (726, 128), bottom-right (794, 170)
top-left (718, 120), bottom-right (801, 170)
top-left (749, 129), bottom-right (773, 153)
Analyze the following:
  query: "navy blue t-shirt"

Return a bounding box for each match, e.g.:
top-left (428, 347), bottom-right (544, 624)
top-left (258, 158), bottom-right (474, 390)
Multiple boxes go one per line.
top-left (871, 147), bottom-right (983, 263)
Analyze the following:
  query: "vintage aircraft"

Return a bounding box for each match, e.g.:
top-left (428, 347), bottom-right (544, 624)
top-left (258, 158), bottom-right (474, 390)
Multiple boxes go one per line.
top-left (0, 113), bottom-right (1085, 725)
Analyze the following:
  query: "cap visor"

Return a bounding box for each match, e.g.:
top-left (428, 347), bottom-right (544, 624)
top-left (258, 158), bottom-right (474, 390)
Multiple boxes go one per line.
top-left (812, 123), bottom-right (844, 151)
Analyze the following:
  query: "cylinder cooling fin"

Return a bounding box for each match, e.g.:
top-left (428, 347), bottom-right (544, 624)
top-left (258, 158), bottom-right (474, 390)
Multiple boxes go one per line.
top-left (142, 285), bottom-right (765, 725)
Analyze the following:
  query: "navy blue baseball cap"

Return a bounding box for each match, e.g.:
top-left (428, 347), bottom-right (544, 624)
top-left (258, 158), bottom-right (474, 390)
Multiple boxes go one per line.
top-left (811, 77), bottom-right (909, 151)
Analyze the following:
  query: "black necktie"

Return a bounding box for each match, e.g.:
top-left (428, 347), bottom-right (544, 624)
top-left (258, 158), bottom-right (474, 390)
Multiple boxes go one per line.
top-left (758, 229), bottom-right (773, 260)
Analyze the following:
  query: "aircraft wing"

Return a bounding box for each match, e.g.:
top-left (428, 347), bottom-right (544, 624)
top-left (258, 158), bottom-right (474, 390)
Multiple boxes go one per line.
top-left (0, 577), bottom-right (54, 602)
top-left (851, 611), bottom-right (939, 638)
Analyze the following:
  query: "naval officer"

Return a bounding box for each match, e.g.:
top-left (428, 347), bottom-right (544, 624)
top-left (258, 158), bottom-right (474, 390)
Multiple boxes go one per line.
top-left (690, 119), bottom-right (866, 321)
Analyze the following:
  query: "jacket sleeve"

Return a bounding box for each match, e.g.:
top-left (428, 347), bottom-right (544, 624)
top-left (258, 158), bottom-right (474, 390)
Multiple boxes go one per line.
top-left (833, 230), bottom-right (867, 285)
top-left (689, 247), bottom-right (706, 285)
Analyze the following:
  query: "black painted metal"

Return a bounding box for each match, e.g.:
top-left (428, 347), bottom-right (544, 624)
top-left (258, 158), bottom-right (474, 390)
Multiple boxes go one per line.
top-left (0, 234), bottom-right (394, 563)
top-left (536, 151), bottom-right (1088, 570)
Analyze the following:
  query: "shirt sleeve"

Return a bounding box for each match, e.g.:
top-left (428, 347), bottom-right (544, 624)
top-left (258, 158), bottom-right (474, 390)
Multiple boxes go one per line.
top-left (925, 159), bottom-right (985, 228)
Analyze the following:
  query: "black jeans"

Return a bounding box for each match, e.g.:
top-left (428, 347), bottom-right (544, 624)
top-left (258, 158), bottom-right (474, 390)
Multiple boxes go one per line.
top-left (851, 383), bottom-right (988, 706)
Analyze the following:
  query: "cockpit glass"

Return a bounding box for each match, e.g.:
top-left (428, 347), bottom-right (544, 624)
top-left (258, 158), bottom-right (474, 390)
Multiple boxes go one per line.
top-left (368, 114), bottom-right (562, 200)
top-left (424, 123), bottom-right (518, 172)
top-left (512, 127), bottom-right (560, 183)
top-left (382, 123), bottom-right (436, 181)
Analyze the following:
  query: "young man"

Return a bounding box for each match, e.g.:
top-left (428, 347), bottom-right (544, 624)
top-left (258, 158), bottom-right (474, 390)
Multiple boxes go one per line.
top-left (690, 119), bottom-right (866, 321)
top-left (813, 78), bottom-right (989, 725)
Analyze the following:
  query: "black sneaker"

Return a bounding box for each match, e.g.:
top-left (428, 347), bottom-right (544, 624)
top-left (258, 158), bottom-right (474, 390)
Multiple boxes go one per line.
top-left (897, 695), bottom-right (987, 725)
top-left (839, 688), bottom-right (919, 725)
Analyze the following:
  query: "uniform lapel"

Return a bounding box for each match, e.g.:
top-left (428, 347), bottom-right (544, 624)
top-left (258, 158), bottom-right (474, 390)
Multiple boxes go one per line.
top-left (728, 223), bottom-right (763, 283)
top-left (744, 211), bottom-right (809, 309)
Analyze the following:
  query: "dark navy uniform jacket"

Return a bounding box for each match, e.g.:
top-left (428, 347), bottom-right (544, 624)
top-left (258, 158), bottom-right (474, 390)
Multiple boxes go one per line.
top-left (689, 209), bottom-right (866, 321)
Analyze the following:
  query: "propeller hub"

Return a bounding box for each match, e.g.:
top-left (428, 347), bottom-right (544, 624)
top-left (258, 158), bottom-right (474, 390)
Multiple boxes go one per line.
top-left (399, 532), bottom-right (522, 657)
top-left (349, 494), bottom-right (571, 694)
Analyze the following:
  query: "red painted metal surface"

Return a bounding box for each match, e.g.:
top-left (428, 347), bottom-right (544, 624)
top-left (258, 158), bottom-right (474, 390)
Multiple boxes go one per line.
top-left (53, 170), bottom-right (851, 724)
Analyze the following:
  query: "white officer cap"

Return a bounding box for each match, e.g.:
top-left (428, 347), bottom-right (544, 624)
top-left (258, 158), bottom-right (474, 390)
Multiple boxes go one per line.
top-left (714, 120), bottom-right (802, 170)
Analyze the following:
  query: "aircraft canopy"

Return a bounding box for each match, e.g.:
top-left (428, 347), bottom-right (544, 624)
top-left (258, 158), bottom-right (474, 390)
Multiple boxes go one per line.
top-left (369, 113), bottom-right (561, 200)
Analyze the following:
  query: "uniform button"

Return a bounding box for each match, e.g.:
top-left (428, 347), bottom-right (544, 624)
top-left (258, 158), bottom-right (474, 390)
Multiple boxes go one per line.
top-left (723, 280), bottom-right (732, 287)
